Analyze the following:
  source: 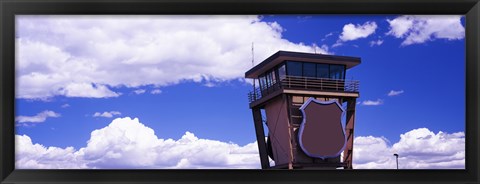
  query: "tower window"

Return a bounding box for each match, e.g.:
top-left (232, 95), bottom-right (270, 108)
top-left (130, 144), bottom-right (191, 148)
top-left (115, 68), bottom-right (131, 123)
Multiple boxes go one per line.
top-left (316, 64), bottom-right (329, 78)
top-left (278, 64), bottom-right (286, 81)
top-left (303, 63), bottom-right (316, 78)
top-left (330, 65), bottom-right (345, 79)
top-left (286, 61), bottom-right (302, 77)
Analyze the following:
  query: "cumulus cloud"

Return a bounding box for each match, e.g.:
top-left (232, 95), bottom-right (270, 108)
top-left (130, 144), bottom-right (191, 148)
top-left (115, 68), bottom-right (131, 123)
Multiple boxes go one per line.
top-left (361, 99), bottom-right (384, 106)
top-left (369, 39), bottom-right (384, 47)
top-left (15, 118), bottom-right (464, 169)
top-left (93, 111), bottom-right (121, 118)
top-left (16, 117), bottom-right (261, 169)
top-left (151, 89), bottom-right (162, 94)
top-left (15, 110), bottom-right (60, 125)
top-left (16, 15), bottom-right (329, 100)
top-left (60, 83), bottom-right (120, 98)
top-left (339, 21), bottom-right (377, 42)
top-left (332, 21), bottom-right (377, 48)
top-left (353, 128), bottom-right (464, 169)
top-left (388, 90), bottom-right (404, 96)
top-left (352, 136), bottom-right (393, 168)
top-left (386, 15), bottom-right (465, 46)
top-left (15, 134), bottom-right (87, 169)
top-left (133, 89), bottom-right (146, 95)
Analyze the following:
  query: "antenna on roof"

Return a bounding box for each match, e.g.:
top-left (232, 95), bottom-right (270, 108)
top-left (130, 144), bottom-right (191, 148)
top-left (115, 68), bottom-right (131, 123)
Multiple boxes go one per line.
top-left (252, 42), bottom-right (256, 98)
top-left (252, 42), bottom-right (255, 66)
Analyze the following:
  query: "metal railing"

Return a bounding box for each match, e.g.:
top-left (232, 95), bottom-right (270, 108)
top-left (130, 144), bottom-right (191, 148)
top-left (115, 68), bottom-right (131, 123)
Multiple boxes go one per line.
top-left (248, 76), bottom-right (359, 103)
top-left (248, 82), bottom-right (281, 103)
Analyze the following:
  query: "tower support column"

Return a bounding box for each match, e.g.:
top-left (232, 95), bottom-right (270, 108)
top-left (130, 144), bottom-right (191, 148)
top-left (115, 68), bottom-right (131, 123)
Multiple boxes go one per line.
top-left (343, 98), bottom-right (356, 169)
top-left (252, 108), bottom-right (270, 169)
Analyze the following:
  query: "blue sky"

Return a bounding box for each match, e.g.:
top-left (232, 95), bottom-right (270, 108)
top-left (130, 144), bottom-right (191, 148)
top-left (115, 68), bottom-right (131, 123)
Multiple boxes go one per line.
top-left (15, 15), bottom-right (465, 169)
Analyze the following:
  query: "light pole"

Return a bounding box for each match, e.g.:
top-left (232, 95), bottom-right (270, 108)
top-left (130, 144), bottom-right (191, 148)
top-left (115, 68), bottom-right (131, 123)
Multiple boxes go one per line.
top-left (393, 153), bottom-right (399, 169)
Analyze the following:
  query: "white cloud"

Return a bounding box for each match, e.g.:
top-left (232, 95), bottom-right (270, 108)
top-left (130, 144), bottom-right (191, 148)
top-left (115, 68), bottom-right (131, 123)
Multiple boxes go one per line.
top-left (16, 117), bottom-right (261, 169)
top-left (16, 15), bottom-right (330, 100)
top-left (16, 110), bottom-right (60, 125)
top-left (353, 128), bottom-right (464, 169)
top-left (15, 134), bottom-right (87, 169)
top-left (133, 89), bottom-right (146, 95)
top-left (16, 121), bottom-right (464, 169)
top-left (331, 42), bottom-right (343, 48)
top-left (388, 90), bottom-right (404, 96)
top-left (316, 44), bottom-right (330, 54)
top-left (204, 82), bottom-right (216, 87)
top-left (352, 136), bottom-right (393, 168)
top-left (339, 21), bottom-right (377, 42)
top-left (61, 104), bottom-right (70, 108)
top-left (151, 89), bottom-right (162, 94)
top-left (60, 83), bottom-right (120, 98)
top-left (386, 15), bottom-right (465, 46)
top-left (361, 99), bottom-right (384, 106)
top-left (369, 39), bottom-right (384, 47)
top-left (324, 32), bottom-right (334, 38)
top-left (321, 32), bottom-right (335, 41)
top-left (93, 111), bottom-right (121, 118)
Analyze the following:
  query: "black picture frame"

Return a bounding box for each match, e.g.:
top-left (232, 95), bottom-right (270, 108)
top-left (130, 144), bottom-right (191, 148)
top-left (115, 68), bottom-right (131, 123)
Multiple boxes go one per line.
top-left (1, 0), bottom-right (479, 183)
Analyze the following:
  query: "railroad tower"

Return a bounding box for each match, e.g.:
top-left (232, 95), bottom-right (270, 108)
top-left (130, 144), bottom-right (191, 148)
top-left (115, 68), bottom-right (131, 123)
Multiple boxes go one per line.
top-left (246, 51), bottom-right (360, 169)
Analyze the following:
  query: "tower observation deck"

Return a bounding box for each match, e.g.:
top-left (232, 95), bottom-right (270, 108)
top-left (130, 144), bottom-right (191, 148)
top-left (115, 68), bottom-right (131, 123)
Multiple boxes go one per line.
top-left (246, 51), bottom-right (360, 169)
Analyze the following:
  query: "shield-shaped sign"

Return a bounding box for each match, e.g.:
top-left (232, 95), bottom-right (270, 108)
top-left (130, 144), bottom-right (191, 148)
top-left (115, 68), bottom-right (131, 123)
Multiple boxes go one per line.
top-left (298, 97), bottom-right (346, 159)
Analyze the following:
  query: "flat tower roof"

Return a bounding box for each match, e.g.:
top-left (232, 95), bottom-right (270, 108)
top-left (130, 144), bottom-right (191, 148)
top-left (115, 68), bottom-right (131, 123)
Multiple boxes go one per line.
top-left (245, 51), bottom-right (361, 79)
